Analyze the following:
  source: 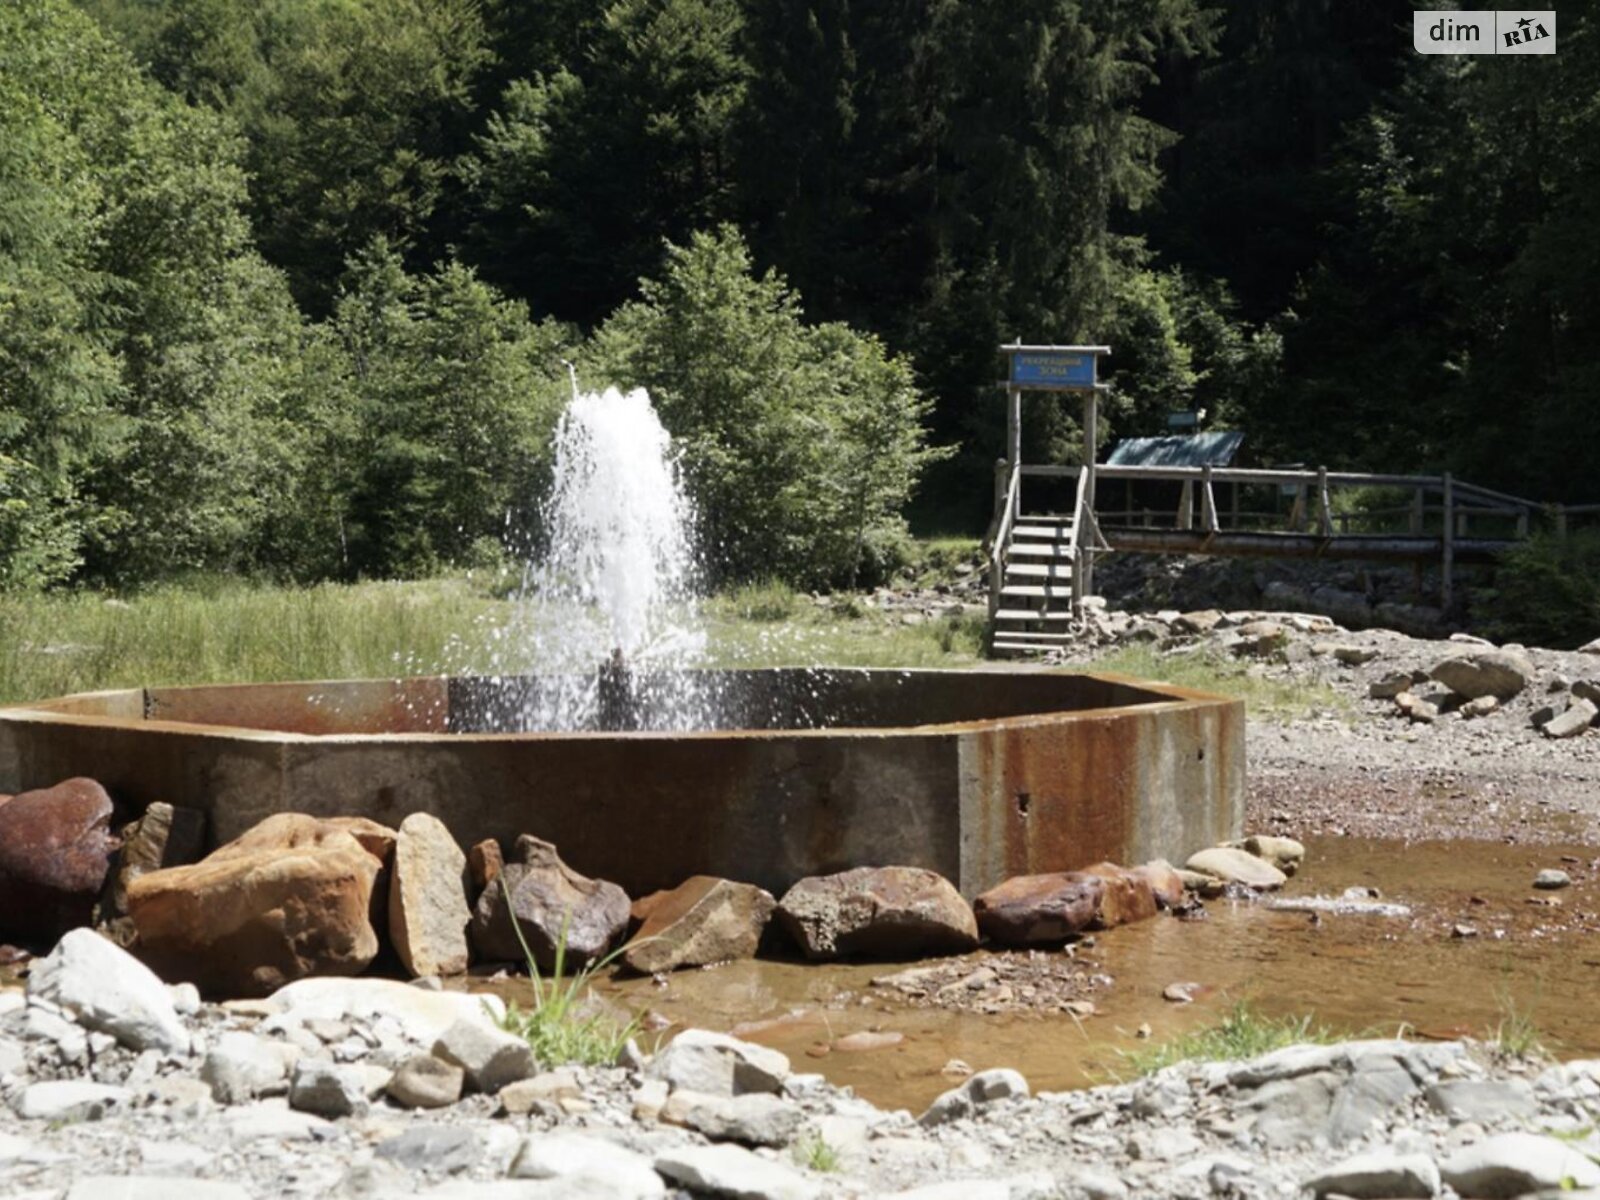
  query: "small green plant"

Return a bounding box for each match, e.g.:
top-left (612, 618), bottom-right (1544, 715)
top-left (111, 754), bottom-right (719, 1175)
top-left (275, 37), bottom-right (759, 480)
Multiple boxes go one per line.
top-left (1118, 1001), bottom-right (1338, 1077)
top-left (1488, 987), bottom-right (1546, 1060)
top-left (1091, 643), bottom-right (1348, 723)
top-left (722, 579), bottom-right (801, 622)
top-left (496, 888), bottom-right (643, 1067)
top-left (793, 1132), bottom-right (842, 1173)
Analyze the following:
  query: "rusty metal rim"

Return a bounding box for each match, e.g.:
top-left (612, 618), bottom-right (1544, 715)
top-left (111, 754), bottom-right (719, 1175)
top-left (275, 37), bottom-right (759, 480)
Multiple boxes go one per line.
top-left (0, 668), bottom-right (1231, 743)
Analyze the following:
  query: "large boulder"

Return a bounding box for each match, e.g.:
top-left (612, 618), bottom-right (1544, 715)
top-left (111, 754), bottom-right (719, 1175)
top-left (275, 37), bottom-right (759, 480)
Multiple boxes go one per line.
top-left (0, 778), bottom-right (120, 944)
top-left (776, 866), bottom-right (978, 961)
top-left (469, 835), bottom-right (629, 969)
top-left (26, 927), bottom-right (189, 1054)
top-left (1429, 649), bottom-right (1534, 701)
top-left (387, 813), bottom-right (471, 978)
top-left (624, 876), bottom-right (775, 974)
top-left (973, 863), bottom-right (1159, 946)
top-left (1186, 846), bottom-right (1287, 890)
top-left (127, 813), bottom-right (392, 998)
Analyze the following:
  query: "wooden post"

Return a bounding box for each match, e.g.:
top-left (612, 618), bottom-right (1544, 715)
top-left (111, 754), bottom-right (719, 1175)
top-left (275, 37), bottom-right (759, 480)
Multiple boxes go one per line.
top-left (1409, 488), bottom-right (1423, 535)
top-left (1006, 387), bottom-right (1021, 482)
top-left (1178, 480), bottom-right (1194, 529)
top-left (1201, 465), bottom-right (1218, 533)
top-left (1080, 389), bottom-right (1099, 602)
top-left (1441, 472), bottom-right (1455, 610)
top-left (1316, 466), bottom-right (1333, 537)
top-left (1230, 480), bottom-right (1240, 529)
top-left (993, 458), bottom-right (1009, 524)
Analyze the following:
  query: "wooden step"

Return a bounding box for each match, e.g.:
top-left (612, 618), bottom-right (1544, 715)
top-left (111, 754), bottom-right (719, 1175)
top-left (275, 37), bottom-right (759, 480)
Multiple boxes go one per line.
top-left (993, 608), bottom-right (1075, 622)
top-left (1012, 523), bottom-right (1076, 539)
top-left (990, 630), bottom-right (1080, 642)
top-left (1005, 561), bottom-right (1075, 580)
top-left (1000, 584), bottom-right (1074, 599)
top-left (1008, 542), bottom-right (1075, 559)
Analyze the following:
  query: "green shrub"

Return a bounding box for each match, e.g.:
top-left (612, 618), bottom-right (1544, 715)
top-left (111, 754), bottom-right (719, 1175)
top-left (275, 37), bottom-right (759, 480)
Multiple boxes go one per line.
top-left (1479, 530), bottom-right (1600, 649)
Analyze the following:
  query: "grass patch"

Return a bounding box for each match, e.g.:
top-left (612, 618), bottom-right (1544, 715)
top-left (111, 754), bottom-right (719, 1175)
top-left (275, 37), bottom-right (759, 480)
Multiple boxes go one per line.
top-left (792, 1132), bottom-right (842, 1173)
top-left (1089, 643), bottom-right (1348, 722)
top-left (718, 579), bottom-right (801, 622)
top-left (497, 898), bottom-right (642, 1068)
top-left (1118, 1001), bottom-right (1339, 1077)
top-left (1487, 986), bottom-right (1547, 1060)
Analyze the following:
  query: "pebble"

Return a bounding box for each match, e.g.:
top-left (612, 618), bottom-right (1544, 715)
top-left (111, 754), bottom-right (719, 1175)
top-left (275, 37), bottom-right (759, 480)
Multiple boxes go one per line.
top-left (388, 1052), bottom-right (466, 1109)
top-left (1533, 867), bottom-right (1572, 889)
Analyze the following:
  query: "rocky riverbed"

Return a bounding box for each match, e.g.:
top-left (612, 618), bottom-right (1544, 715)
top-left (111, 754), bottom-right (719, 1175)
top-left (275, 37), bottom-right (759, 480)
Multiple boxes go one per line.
top-left (5, 929), bottom-right (1600, 1200)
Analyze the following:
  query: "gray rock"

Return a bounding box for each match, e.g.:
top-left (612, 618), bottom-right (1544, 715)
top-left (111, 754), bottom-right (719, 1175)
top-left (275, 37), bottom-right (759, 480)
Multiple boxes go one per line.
top-left (662, 1089), bottom-right (807, 1147)
top-left (1544, 698), bottom-right (1598, 738)
top-left (202, 1030), bottom-right (294, 1103)
top-left (377, 1124), bottom-right (482, 1174)
top-left (25, 928), bottom-right (189, 1054)
top-left (387, 1053), bottom-right (466, 1109)
top-left (14, 1079), bottom-right (130, 1121)
top-left (0, 1034), bottom-right (23, 1078)
top-left (1246, 1069), bottom-right (1341, 1147)
top-left (1304, 1150), bottom-right (1441, 1199)
top-left (1534, 868), bottom-right (1572, 889)
top-left (645, 1028), bottom-right (790, 1097)
top-left (510, 1132), bottom-right (665, 1198)
top-left (1441, 1132), bottom-right (1600, 1197)
top-left (389, 812), bottom-right (472, 978)
top-left (1395, 691), bottom-right (1439, 724)
top-left (432, 1016), bottom-right (536, 1093)
top-left (919, 1067), bottom-right (1030, 1126)
top-left (63, 1180), bottom-right (252, 1200)
top-left (1460, 695), bottom-right (1500, 719)
top-left (1126, 1126), bottom-right (1202, 1162)
top-left (1581, 637), bottom-right (1600, 655)
top-left (654, 1143), bottom-right (821, 1200)
top-left (1430, 649), bottom-right (1534, 700)
top-left (1572, 678), bottom-right (1600, 705)
top-left (1370, 671), bottom-right (1419, 700)
top-left (878, 1184), bottom-right (1012, 1200)
top-left (1427, 1078), bottom-right (1538, 1123)
top-left (288, 1056), bottom-right (369, 1117)
top-left (1332, 645), bottom-right (1380, 666)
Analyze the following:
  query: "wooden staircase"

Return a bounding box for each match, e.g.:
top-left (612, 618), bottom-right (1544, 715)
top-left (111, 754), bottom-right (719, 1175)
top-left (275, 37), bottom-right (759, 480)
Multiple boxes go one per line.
top-left (986, 464), bottom-right (1103, 657)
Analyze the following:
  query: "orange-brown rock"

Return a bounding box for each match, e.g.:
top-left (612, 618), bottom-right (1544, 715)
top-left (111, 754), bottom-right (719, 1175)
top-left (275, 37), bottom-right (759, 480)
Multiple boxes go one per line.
top-left (1130, 859), bottom-right (1186, 910)
top-left (777, 866), bottom-right (978, 961)
top-left (0, 778), bottom-right (120, 944)
top-left (127, 813), bottom-right (393, 998)
top-left (974, 863), bottom-right (1161, 947)
top-left (469, 839), bottom-right (504, 893)
top-left (624, 876), bottom-right (775, 973)
top-left (1080, 862), bottom-right (1161, 927)
top-left (973, 873), bottom-right (1104, 945)
top-left (469, 835), bottom-right (629, 969)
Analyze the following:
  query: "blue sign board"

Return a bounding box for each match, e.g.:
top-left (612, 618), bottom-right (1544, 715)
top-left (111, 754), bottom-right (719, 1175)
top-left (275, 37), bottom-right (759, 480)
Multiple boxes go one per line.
top-left (1008, 349), bottom-right (1098, 390)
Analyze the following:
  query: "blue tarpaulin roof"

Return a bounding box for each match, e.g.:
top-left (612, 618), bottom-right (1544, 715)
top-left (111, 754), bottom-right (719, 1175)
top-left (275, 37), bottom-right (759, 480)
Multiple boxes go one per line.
top-left (1104, 431), bottom-right (1244, 468)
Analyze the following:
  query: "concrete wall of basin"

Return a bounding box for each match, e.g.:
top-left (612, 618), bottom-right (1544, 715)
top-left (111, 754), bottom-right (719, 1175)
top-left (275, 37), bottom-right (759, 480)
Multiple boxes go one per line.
top-left (0, 669), bottom-right (1243, 897)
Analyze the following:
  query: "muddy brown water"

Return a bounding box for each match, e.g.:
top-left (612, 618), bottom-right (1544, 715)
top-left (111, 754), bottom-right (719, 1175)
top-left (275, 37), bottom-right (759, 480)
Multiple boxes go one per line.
top-left (515, 836), bottom-right (1600, 1112)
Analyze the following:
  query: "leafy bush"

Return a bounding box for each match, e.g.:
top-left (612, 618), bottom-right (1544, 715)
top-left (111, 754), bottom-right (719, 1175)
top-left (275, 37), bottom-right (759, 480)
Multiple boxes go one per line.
top-left (1479, 530), bottom-right (1600, 649)
top-left (588, 226), bottom-right (947, 589)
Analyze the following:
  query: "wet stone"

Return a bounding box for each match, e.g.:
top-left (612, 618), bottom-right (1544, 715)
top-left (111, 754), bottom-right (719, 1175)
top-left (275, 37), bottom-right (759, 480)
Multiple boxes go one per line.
top-left (624, 875), bottom-right (776, 973)
top-left (777, 866), bottom-right (978, 960)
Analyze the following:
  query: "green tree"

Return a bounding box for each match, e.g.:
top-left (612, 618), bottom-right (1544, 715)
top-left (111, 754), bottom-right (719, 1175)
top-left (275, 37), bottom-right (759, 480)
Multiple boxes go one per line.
top-left (588, 227), bottom-right (943, 585)
top-left (333, 241), bottom-right (575, 577)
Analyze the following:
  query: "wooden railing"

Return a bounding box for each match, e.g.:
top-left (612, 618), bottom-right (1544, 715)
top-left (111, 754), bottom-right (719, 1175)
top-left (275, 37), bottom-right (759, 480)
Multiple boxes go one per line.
top-left (985, 459), bottom-right (1022, 618)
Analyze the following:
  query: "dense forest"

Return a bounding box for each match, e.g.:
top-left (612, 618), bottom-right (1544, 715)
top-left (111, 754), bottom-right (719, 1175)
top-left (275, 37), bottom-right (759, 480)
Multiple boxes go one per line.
top-left (2, 0), bottom-right (1596, 592)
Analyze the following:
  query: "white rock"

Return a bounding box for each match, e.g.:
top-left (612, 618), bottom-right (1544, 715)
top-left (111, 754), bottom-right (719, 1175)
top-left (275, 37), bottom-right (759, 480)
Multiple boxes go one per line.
top-left (0, 1034), bottom-right (24, 1078)
top-left (168, 982), bottom-right (202, 1016)
top-left (879, 1183), bottom-right (1012, 1200)
top-left (138, 1139), bottom-right (215, 1171)
top-left (14, 1079), bottom-right (130, 1121)
top-left (1185, 846), bottom-right (1287, 889)
top-left (1304, 1150), bottom-right (1441, 1198)
top-left (267, 977), bottom-right (505, 1045)
top-left (64, 1180), bottom-right (252, 1200)
top-left (433, 1017), bottom-right (536, 1093)
top-left (26, 928), bottom-right (189, 1054)
top-left (0, 1132), bottom-right (41, 1165)
top-left (202, 1030), bottom-right (295, 1104)
top-left (654, 1143), bottom-right (821, 1200)
top-left (1441, 1132), bottom-right (1600, 1197)
top-left (919, 1068), bottom-right (1030, 1126)
top-left (646, 1028), bottom-right (791, 1097)
top-left (510, 1132), bottom-right (665, 1198)
top-left (225, 1102), bottom-right (335, 1143)
top-left (661, 1089), bottom-right (807, 1147)
top-left (16, 1003), bottom-right (88, 1062)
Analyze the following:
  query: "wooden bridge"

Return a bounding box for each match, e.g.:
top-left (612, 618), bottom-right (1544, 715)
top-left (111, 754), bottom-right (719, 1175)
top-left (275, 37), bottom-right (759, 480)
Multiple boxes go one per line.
top-left (985, 457), bottom-right (1598, 656)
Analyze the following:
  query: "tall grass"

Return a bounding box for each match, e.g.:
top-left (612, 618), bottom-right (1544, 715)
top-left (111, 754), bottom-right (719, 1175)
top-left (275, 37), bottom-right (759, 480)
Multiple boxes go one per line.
top-left (0, 577), bottom-right (502, 705)
top-left (0, 575), bottom-right (990, 706)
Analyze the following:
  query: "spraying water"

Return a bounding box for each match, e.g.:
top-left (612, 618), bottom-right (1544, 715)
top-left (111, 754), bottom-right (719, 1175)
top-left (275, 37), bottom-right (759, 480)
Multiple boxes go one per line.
top-left (509, 383), bottom-right (714, 730)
